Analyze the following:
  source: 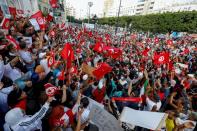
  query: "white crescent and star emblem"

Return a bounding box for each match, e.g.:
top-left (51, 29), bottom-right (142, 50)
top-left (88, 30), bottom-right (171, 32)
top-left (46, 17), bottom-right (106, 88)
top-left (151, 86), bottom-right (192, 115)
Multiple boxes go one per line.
top-left (46, 86), bottom-right (57, 96)
top-left (158, 56), bottom-right (164, 62)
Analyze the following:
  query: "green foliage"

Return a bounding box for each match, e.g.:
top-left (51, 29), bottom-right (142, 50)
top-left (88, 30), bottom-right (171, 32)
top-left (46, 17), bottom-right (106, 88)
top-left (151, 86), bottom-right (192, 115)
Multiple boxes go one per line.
top-left (97, 11), bottom-right (197, 33)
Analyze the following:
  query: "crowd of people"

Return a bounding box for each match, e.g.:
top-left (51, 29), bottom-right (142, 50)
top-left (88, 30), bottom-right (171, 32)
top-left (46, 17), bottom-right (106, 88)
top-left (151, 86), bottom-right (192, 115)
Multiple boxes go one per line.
top-left (0, 10), bottom-right (197, 131)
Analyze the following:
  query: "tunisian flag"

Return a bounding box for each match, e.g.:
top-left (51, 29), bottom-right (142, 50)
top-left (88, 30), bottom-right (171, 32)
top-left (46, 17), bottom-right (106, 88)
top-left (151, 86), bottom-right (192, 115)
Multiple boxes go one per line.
top-left (93, 62), bottom-right (112, 80)
top-left (93, 42), bottom-right (104, 53)
top-left (153, 52), bottom-right (170, 65)
top-left (0, 17), bottom-right (10, 30)
top-left (6, 35), bottom-right (20, 49)
top-left (104, 47), bottom-right (122, 59)
top-left (30, 11), bottom-right (45, 30)
top-left (50, 0), bottom-right (58, 8)
top-left (166, 39), bottom-right (173, 45)
top-left (61, 43), bottom-right (75, 69)
top-left (154, 37), bottom-right (159, 44)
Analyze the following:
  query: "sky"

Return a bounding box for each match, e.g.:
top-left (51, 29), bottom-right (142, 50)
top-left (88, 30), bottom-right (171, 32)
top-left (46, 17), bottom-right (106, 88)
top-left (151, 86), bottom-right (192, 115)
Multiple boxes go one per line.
top-left (66, 0), bottom-right (196, 18)
top-left (66, 0), bottom-right (105, 18)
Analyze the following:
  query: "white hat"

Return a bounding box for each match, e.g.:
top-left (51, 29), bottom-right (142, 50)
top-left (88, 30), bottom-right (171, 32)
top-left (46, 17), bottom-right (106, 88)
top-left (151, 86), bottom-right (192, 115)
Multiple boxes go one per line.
top-left (82, 74), bottom-right (88, 81)
top-left (5, 108), bottom-right (24, 127)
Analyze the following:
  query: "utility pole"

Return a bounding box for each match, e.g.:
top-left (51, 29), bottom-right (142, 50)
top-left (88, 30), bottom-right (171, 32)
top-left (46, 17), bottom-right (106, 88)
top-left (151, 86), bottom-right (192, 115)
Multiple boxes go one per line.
top-left (88, 2), bottom-right (93, 24)
top-left (115, 0), bottom-right (122, 34)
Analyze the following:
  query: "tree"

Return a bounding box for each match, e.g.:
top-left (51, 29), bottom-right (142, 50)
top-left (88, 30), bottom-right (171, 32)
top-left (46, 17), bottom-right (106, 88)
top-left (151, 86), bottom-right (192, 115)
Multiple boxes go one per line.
top-left (97, 11), bottom-right (197, 33)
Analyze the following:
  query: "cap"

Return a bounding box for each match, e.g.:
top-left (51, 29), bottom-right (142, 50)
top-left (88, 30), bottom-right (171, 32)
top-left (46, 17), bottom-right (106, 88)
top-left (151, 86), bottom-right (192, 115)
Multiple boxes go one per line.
top-left (44, 83), bottom-right (58, 96)
top-left (82, 74), bottom-right (88, 81)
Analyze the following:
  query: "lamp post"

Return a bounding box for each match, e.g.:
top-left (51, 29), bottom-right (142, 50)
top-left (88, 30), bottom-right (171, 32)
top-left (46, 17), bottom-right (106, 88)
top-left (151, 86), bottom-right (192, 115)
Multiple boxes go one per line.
top-left (115, 0), bottom-right (122, 34)
top-left (88, 2), bottom-right (93, 24)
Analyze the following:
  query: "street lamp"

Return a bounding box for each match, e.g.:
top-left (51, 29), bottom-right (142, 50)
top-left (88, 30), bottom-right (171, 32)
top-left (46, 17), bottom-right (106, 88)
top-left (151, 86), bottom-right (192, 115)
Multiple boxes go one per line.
top-left (115, 0), bottom-right (122, 34)
top-left (88, 2), bottom-right (93, 24)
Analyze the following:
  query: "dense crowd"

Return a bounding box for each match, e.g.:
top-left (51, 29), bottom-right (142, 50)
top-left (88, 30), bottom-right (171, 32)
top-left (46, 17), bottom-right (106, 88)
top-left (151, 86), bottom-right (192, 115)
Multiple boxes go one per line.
top-left (0, 11), bottom-right (197, 131)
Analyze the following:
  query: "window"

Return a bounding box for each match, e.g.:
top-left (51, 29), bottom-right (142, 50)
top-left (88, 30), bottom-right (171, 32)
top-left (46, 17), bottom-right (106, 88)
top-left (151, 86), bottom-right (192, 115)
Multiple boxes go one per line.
top-left (136, 8), bottom-right (143, 11)
top-left (149, 7), bottom-right (153, 9)
top-left (151, 2), bottom-right (154, 4)
top-left (137, 4), bottom-right (144, 7)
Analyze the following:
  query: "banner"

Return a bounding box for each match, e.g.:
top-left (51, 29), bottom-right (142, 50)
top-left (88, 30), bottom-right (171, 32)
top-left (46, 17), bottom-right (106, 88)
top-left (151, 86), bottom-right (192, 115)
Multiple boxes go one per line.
top-left (120, 107), bottom-right (168, 130)
top-left (89, 104), bottom-right (123, 131)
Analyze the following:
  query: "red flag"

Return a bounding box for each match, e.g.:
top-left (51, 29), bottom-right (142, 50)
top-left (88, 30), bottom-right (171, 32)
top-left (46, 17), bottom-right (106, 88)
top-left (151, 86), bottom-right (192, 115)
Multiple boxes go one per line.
top-left (61, 43), bottom-right (75, 69)
top-left (154, 52), bottom-right (170, 65)
top-left (47, 51), bottom-right (55, 67)
top-left (93, 42), bottom-right (103, 53)
top-left (50, 0), bottom-right (58, 8)
top-left (61, 43), bottom-right (74, 60)
top-left (93, 62), bottom-right (112, 80)
top-left (166, 39), bottom-right (173, 45)
top-left (6, 35), bottom-right (20, 49)
top-left (146, 38), bottom-right (152, 43)
top-left (30, 11), bottom-right (45, 30)
top-left (58, 70), bottom-right (65, 80)
top-left (46, 12), bottom-right (53, 22)
top-left (69, 66), bottom-right (78, 75)
top-left (0, 17), bottom-right (10, 30)
top-left (154, 37), bottom-right (159, 44)
top-left (168, 60), bottom-right (174, 71)
top-left (180, 48), bottom-right (190, 55)
top-left (9, 7), bottom-right (17, 17)
top-left (142, 48), bottom-right (150, 56)
top-left (106, 47), bottom-right (122, 59)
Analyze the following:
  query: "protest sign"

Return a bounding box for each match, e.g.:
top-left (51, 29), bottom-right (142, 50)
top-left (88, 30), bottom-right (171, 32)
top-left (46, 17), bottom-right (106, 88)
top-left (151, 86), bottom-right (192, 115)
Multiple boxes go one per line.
top-left (120, 107), bottom-right (168, 130)
top-left (89, 104), bottom-right (123, 131)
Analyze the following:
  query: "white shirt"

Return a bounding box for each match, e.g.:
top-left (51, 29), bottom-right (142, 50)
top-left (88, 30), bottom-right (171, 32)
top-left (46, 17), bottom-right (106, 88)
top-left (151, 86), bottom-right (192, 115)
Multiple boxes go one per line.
top-left (40, 59), bottom-right (50, 75)
top-left (19, 50), bottom-right (33, 64)
top-left (4, 63), bottom-right (22, 81)
top-left (0, 86), bottom-right (13, 113)
top-left (145, 97), bottom-right (161, 111)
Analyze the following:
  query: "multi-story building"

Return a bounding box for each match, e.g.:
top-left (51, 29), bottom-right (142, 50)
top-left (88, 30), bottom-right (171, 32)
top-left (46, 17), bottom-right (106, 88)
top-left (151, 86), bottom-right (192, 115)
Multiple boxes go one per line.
top-left (102, 0), bottom-right (197, 17)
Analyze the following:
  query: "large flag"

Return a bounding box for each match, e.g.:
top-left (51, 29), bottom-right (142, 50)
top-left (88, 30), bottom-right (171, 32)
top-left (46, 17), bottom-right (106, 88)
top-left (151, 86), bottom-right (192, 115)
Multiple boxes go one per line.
top-left (93, 62), bottom-right (112, 80)
top-left (50, 0), bottom-right (58, 8)
top-left (153, 52), bottom-right (170, 65)
top-left (61, 43), bottom-right (75, 69)
top-left (93, 42), bottom-right (103, 53)
top-left (0, 17), bottom-right (10, 30)
top-left (30, 11), bottom-right (45, 30)
top-left (104, 47), bottom-right (122, 59)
